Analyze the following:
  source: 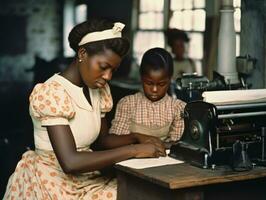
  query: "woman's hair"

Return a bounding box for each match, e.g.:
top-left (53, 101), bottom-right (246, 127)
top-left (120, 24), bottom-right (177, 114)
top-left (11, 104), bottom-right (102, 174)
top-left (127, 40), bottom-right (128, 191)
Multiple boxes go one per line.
top-left (68, 18), bottom-right (130, 57)
top-left (139, 47), bottom-right (173, 78)
top-left (165, 28), bottom-right (189, 47)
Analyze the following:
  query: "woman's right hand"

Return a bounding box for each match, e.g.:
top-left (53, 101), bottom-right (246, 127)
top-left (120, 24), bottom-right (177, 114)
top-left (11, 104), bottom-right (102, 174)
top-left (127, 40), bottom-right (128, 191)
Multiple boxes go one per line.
top-left (131, 143), bottom-right (166, 158)
top-left (132, 133), bottom-right (166, 156)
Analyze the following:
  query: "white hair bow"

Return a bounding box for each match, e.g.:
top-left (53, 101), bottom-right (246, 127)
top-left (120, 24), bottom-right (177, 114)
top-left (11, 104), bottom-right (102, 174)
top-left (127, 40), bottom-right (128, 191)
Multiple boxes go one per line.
top-left (112, 22), bottom-right (125, 34)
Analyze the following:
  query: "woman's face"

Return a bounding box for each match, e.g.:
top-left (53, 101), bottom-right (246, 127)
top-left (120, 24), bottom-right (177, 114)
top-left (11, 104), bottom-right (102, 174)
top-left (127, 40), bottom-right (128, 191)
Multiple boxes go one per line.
top-left (79, 49), bottom-right (121, 89)
top-left (141, 68), bottom-right (170, 102)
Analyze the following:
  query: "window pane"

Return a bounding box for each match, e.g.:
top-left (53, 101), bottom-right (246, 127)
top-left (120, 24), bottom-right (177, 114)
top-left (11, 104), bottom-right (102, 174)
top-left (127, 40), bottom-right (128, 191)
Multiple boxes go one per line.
top-left (140, 0), bottom-right (164, 12)
top-left (194, 60), bottom-right (203, 75)
top-left (169, 11), bottom-right (183, 29)
top-left (193, 9), bottom-right (206, 31)
top-left (64, 23), bottom-right (75, 57)
top-left (194, 0), bottom-right (205, 9)
top-left (183, 10), bottom-right (193, 31)
top-left (75, 4), bottom-right (87, 24)
top-left (139, 12), bottom-right (164, 29)
top-left (133, 31), bottom-right (164, 64)
top-left (188, 33), bottom-right (203, 59)
top-left (234, 8), bottom-right (241, 32)
top-left (233, 0), bottom-right (241, 7)
top-left (183, 0), bottom-right (193, 9)
top-left (236, 34), bottom-right (240, 56)
top-left (170, 0), bottom-right (183, 10)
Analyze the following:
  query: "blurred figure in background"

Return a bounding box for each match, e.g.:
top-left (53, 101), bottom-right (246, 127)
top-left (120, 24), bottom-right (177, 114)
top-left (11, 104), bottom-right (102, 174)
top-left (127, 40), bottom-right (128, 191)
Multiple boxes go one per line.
top-left (165, 28), bottom-right (196, 80)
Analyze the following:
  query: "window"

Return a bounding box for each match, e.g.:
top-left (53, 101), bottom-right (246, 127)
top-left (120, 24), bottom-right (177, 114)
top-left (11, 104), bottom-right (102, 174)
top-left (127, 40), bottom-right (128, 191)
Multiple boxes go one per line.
top-left (169, 0), bottom-right (206, 75)
top-left (63, 1), bottom-right (87, 57)
top-left (132, 0), bottom-right (241, 77)
top-left (75, 4), bottom-right (87, 24)
top-left (132, 0), bottom-right (206, 75)
top-left (133, 0), bottom-right (166, 65)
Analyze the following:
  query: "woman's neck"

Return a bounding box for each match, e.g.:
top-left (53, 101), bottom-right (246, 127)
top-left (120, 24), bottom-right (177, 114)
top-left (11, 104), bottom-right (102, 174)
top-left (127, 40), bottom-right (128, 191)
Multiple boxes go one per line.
top-left (61, 60), bottom-right (84, 87)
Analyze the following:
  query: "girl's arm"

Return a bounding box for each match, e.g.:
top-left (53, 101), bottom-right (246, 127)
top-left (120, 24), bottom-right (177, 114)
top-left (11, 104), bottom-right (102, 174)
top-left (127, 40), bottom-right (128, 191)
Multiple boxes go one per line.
top-left (47, 124), bottom-right (161, 174)
top-left (103, 97), bottom-right (166, 151)
top-left (166, 100), bottom-right (186, 144)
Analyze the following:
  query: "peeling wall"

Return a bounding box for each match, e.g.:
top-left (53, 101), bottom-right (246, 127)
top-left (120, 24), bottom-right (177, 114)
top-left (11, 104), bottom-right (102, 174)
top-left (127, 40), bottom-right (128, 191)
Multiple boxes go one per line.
top-left (0, 0), bottom-right (61, 82)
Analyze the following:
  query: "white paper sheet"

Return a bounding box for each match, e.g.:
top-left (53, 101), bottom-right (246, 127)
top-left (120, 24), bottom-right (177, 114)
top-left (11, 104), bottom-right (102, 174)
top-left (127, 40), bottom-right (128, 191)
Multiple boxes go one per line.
top-left (116, 151), bottom-right (183, 169)
top-left (202, 89), bottom-right (266, 104)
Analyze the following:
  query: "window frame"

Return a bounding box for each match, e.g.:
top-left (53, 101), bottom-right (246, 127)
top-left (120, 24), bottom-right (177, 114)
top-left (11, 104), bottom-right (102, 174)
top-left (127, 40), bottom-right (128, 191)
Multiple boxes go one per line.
top-left (132, 0), bottom-right (206, 76)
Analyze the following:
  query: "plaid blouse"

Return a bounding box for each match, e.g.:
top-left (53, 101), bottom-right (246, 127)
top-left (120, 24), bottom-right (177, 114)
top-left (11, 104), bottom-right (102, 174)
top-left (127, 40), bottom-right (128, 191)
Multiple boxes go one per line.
top-left (109, 92), bottom-right (186, 142)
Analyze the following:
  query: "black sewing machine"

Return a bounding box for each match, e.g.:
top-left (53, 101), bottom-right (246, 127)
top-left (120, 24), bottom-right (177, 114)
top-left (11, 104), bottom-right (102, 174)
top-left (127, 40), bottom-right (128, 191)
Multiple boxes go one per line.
top-left (171, 71), bottom-right (246, 103)
top-left (169, 91), bottom-right (266, 169)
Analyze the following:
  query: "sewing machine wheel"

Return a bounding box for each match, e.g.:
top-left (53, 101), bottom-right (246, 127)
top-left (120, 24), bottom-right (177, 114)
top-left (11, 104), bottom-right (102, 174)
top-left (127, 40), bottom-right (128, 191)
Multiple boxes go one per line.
top-left (190, 120), bottom-right (203, 140)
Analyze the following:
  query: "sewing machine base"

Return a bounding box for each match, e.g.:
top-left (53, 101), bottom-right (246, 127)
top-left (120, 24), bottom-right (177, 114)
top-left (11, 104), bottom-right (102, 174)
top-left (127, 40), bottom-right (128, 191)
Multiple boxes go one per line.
top-left (253, 159), bottom-right (266, 167)
top-left (169, 141), bottom-right (265, 169)
top-left (169, 143), bottom-right (233, 169)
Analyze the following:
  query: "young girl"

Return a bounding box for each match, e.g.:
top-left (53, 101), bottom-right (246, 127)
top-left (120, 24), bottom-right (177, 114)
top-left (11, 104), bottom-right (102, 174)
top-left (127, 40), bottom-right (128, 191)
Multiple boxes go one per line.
top-left (109, 47), bottom-right (186, 147)
top-left (4, 19), bottom-right (165, 200)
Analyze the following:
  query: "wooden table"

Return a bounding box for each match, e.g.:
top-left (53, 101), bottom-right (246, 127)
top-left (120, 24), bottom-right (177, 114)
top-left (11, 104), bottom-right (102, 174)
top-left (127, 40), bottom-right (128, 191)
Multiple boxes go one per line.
top-left (116, 163), bottom-right (266, 200)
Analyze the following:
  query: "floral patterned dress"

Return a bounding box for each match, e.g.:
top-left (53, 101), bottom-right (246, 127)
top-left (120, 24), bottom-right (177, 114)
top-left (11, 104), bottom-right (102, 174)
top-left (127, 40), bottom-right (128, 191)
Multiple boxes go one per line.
top-left (4, 74), bottom-right (116, 200)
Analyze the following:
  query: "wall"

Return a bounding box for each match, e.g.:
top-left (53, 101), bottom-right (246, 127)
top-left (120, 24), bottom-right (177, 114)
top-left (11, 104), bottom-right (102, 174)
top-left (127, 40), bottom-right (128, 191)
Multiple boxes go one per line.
top-left (240, 0), bottom-right (266, 88)
top-left (0, 0), bottom-right (61, 82)
top-left (0, 1), bottom-right (62, 197)
top-left (86, 0), bottom-right (133, 45)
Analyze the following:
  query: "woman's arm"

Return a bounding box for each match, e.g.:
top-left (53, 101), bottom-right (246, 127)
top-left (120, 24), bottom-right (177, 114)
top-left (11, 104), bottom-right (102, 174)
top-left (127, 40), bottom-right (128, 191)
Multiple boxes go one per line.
top-left (94, 118), bottom-right (166, 154)
top-left (47, 124), bottom-right (161, 174)
top-left (93, 117), bottom-right (138, 149)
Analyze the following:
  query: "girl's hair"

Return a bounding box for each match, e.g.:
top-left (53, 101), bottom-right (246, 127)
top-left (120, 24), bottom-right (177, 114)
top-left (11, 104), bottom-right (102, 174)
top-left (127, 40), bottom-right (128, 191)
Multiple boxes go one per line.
top-left (139, 47), bottom-right (173, 78)
top-left (68, 18), bottom-right (130, 57)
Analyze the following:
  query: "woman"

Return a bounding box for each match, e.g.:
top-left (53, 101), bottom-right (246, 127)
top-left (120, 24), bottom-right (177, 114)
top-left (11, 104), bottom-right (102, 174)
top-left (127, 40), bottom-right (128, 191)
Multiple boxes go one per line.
top-left (4, 19), bottom-right (165, 200)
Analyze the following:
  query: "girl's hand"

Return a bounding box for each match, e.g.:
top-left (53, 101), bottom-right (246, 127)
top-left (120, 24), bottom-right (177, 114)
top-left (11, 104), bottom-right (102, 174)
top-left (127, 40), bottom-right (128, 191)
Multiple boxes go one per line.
top-left (132, 143), bottom-right (166, 158)
top-left (133, 133), bottom-right (166, 156)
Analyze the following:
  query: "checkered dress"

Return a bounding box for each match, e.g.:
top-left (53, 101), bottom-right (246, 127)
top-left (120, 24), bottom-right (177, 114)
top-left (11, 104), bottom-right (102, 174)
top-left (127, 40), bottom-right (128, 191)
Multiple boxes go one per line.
top-left (109, 92), bottom-right (186, 142)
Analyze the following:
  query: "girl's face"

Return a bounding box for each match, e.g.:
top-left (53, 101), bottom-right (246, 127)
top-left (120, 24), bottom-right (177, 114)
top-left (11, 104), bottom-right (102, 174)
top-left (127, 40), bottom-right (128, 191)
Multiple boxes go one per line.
top-left (79, 49), bottom-right (121, 89)
top-left (141, 68), bottom-right (171, 102)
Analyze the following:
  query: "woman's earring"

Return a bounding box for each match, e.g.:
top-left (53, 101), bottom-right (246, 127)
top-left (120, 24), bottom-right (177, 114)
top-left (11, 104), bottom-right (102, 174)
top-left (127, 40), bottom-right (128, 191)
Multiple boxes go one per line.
top-left (78, 59), bottom-right (82, 63)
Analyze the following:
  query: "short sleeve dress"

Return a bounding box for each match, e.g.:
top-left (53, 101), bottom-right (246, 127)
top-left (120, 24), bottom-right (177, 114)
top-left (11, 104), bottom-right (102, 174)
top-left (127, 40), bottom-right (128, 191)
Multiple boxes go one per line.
top-left (109, 92), bottom-right (185, 142)
top-left (4, 74), bottom-right (117, 200)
